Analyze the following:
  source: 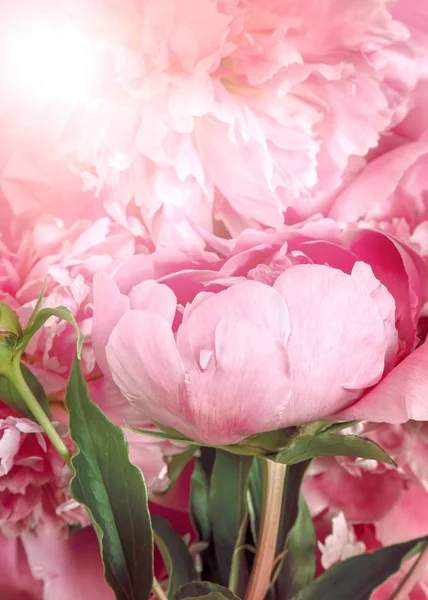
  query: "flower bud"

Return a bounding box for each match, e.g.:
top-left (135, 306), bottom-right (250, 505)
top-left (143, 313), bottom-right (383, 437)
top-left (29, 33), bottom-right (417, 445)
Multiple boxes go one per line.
top-left (0, 303), bottom-right (22, 368)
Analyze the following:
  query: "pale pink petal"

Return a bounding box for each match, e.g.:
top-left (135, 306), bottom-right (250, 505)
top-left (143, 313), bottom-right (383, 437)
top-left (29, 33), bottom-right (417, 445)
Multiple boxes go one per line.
top-left (319, 513), bottom-right (366, 570)
top-left (337, 340), bottom-right (428, 423)
top-left (181, 319), bottom-right (291, 445)
top-left (92, 273), bottom-right (130, 378)
top-left (274, 264), bottom-right (390, 422)
top-left (329, 141), bottom-right (428, 222)
top-left (106, 310), bottom-right (186, 432)
top-left (129, 280), bottom-right (177, 327)
top-left (178, 280), bottom-right (290, 362)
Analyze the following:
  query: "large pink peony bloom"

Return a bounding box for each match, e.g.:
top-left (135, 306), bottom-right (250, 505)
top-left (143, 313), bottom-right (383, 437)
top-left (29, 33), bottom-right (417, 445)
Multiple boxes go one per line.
top-left (327, 0), bottom-right (428, 252)
top-left (92, 220), bottom-right (428, 445)
top-left (7, 0), bottom-right (417, 245)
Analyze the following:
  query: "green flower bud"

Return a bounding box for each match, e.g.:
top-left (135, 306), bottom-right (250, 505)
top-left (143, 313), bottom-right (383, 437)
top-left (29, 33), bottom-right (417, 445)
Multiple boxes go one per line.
top-left (0, 303), bottom-right (22, 369)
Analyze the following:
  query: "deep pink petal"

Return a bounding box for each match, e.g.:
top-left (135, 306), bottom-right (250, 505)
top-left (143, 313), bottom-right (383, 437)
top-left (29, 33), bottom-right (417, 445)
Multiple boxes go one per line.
top-left (22, 528), bottom-right (114, 600)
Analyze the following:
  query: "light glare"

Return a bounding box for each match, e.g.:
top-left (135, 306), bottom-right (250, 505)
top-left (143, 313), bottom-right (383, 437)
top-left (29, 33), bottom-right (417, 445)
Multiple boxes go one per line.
top-left (9, 20), bottom-right (97, 104)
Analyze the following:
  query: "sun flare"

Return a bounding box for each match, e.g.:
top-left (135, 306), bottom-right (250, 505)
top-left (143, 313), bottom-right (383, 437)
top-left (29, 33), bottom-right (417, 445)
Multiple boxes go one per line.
top-left (8, 19), bottom-right (97, 104)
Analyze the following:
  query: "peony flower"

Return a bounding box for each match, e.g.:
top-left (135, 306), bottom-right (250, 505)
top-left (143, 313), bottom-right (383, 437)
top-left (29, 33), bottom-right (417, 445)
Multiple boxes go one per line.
top-left (92, 220), bottom-right (428, 446)
top-left (327, 0), bottom-right (428, 252)
top-left (0, 405), bottom-right (89, 539)
top-left (0, 184), bottom-right (145, 392)
top-left (9, 0), bottom-right (417, 246)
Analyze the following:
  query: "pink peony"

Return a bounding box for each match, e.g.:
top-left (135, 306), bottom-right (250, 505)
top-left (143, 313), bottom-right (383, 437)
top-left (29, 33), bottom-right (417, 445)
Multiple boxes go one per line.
top-left (0, 405), bottom-right (89, 539)
top-left (92, 220), bottom-right (428, 445)
top-left (4, 0), bottom-right (417, 245)
top-left (327, 0), bottom-right (428, 252)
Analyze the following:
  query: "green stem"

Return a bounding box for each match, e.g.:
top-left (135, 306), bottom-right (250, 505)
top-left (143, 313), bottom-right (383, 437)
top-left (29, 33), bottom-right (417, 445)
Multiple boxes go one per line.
top-left (244, 459), bottom-right (287, 600)
top-left (4, 356), bottom-right (72, 468)
top-left (152, 577), bottom-right (168, 600)
top-left (389, 544), bottom-right (428, 600)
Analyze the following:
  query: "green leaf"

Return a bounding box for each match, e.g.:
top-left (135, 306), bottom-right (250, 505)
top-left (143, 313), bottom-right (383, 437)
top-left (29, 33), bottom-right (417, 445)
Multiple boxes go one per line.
top-left (174, 582), bottom-right (241, 600)
top-left (152, 514), bottom-right (198, 599)
top-left (166, 447), bottom-right (198, 489)
top-left (275, 434), bottom-right (395, 466)
top-left (209, 451), bottom-right (253, 590)
top-left (314, 421), bottom-right (360, 435)
top-left (0, 364), bottom-right (51, 420)
top-left (293, 537), bottom-right (428, 600)
top-left (190, 459), bottom-right (211, 543)
top-left (128, 424), bottom-right (199, 446)
top-left (17, 307), bottom-right (83, 358)
top-left (273, 461), bottom-right (311, 558)
top-left (222, 429), bottom-right (296, 457)
top-left (276, 494), bottom-right (316, 598)
top-left (65, 356), bottom-right (153, 600)
top-left (25, 280), bottom-right (48, 331)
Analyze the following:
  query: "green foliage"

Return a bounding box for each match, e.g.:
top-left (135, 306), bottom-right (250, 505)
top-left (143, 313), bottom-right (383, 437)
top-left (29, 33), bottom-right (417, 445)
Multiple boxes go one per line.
top-left (174, 582), bottom-right (241, 600)
top-left (66, 356), bottom-right (153, 600)
top-left (293, 538), bottom-right (428, 600)
top-left (209, 451), bottom-right (253, 590)
top-left (152, 515), bottom-right (198, 599)
top-left (0, 364), bottom-right (51, 419)
top-left (190, 459), bottom-right (211, 544)
top-left (275, 433), bottom-right (395, 466)
top-left (276, 494), bottom-right (316, 598)
top-left (16, 306), bottom-right (83, 359)
top-left (166, 447), bottom-right (198, 489)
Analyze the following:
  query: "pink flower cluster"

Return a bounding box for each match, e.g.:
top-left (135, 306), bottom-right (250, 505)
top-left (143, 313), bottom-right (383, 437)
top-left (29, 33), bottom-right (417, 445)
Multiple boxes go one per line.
top-left (1, 0), bottom-right (428, 597)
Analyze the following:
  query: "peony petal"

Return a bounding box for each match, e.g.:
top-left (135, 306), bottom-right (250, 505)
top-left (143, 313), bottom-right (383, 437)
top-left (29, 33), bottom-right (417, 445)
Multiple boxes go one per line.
top-left (337, 340), bottom-right (428, 423)
top-left (274, 264), bottom-right (389, 422)
top-left (329, 141), bottom-right (428, 222)
top-left (129, 280), bottom-right (177, 327)
top-left (92, 273), bottom-right (130, 378)
top-left (22, 528), bottom-right (114, 600)
top-left (375, 482), bottom-right (428, 546)
top-left (181, 319), bottom-right (291, 445)
top-left (106, 310), bottom-right (187, 432)
top-left (178, 280), bottom-right (290, 365)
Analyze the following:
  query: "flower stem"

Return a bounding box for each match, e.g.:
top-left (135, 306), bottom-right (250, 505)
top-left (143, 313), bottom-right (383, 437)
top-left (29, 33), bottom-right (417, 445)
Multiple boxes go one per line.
top-left (152, 577), bottom-right (168, 600)
top-left (244, 459), bottom-right (287, 600)
top-left (4, 356), bottom-right (72, 468)
top-left (389, 544), bottom-right (428, 600)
